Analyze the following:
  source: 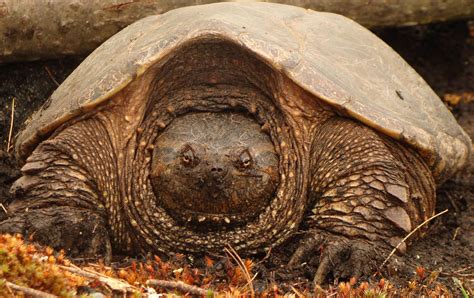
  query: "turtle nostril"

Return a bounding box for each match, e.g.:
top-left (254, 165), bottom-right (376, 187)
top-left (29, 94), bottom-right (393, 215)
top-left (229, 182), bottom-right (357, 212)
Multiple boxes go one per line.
top-left (210, 165), bottom-right (227, 179)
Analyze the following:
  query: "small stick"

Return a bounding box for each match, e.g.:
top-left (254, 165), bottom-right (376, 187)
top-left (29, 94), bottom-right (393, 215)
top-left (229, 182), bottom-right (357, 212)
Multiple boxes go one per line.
top-left (0, 203), bottom-right (7, 214)
top-left (380, 209), bottom-right (448, 268)
top-left (445, 193), bottom-right (460, 214)
top-left (44, 66), bottom-right (60, 86)
top-left (6, 97), bottom-right (15, 152)
top-left (146, 279), bottom-right (213, 296)
top-left (59, 265), bottom-right (135, 292)
top-left (4, 280), bottom-right (57, 298)
top-left (291, 285), bottom-right (305, 298)
top-left (440, 272), bottom-right (474, 278)
top-left (454, 266), bottom-right (473, 274)
top-left (452, 227), bottom-right (460, 241)
top-left (439, 266), bottom-right (474, 277)
top-left (241, 272), bottom-right (259, 294)
top-left (225, 245), bottom-right (255, 297)
top-left (256, 246), bottom-right (272, 265)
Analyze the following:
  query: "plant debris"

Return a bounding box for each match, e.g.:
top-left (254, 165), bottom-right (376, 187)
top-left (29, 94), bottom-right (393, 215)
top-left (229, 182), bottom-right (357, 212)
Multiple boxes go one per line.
top-left (0, 234), bottom-right (462, 297)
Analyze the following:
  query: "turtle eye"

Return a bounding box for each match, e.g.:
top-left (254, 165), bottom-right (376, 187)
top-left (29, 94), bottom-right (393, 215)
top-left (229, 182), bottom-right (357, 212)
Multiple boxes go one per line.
top-left (238, 149), bottom-right (253, 169)
top-left (180, 145), bottom-right (197, 167)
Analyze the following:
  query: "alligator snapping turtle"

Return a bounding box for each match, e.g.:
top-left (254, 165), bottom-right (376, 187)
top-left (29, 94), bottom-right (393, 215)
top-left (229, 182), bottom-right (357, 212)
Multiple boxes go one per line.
top-left (0, 3), bottom-right (471, 282)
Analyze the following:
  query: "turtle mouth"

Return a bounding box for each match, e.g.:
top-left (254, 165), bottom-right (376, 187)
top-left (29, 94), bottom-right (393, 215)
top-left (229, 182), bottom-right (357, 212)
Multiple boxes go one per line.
top-left (154, 175), bottom-right (278, 229)
top-left (171, 209), bottom-right (258, 230)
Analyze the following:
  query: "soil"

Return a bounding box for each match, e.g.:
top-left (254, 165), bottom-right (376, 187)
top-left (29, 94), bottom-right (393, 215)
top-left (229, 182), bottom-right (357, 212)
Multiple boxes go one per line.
top-left (0, 21), bottom-right (472, 293)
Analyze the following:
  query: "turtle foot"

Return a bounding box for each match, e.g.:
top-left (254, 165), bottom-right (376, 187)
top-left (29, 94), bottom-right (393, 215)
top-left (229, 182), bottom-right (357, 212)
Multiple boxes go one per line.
top-left (0, 206), bottom-right (112, 263)
top-left (289, 230), bottom-right (388, 284)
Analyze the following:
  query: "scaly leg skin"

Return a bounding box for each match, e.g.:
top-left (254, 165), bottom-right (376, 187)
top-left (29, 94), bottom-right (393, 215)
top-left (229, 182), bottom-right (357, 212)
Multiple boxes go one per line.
top-left (289, 117), bottom-right (436, 284)
top-left (0, 119), bottom-right (112, 261)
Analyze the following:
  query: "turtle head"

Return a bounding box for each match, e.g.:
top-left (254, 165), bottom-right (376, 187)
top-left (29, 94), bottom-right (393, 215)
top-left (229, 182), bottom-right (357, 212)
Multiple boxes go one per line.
top-left (150, 112), bottom-right (279, 227)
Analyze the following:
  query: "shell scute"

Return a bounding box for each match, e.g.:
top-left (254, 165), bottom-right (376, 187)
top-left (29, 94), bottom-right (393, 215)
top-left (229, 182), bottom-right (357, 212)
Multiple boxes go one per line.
top-left (16, 2), bottom-right (471, 181)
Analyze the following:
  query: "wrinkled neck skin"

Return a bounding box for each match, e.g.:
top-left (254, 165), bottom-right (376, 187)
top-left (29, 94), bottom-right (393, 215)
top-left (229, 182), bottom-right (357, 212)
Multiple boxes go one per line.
top-left (85, 40), bottom-right (334, 254)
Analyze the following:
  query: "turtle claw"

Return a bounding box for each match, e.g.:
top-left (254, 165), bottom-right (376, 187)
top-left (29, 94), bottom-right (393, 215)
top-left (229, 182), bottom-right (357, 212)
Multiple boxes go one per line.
top-left (312, 241), bottom-right (368, 284)
top-left (288, 233), bottom-right (324, 267)
top-left (289, 230), bottom-right (383, 284)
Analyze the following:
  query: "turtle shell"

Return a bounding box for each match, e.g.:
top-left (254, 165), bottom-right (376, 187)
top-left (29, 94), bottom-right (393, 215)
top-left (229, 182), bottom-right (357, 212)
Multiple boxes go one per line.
top-left (16, 2), bottom-right (471, 181)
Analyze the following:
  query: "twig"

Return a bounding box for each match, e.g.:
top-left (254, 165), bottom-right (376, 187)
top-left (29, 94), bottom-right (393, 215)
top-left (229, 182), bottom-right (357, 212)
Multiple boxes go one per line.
top-left (454, 266), bottom-right (473, 274)
top-left (4, 280), bottom-right (57, 298)
top-left (146, 279), bottom-right (213, 296)
top-left (241, 272), bottom-right (259, 294)
top-left (439, 266), bottom-right (474, 278)
top-left (81, 264), bottom-right (115, 279)
top-left (314, 284), bottom-right (328, 296)
top-left (4, 280), bottom-right (14, 296)
top-left (380, 209), bottom-right (449, 268)
top-left (291, 285), bottom-right (305, 298)
top-left (58, 264), bottom-right (136, 293)
top-left (0, 203), bottom-right (7, 215)
top-left (256, 246), bottom-right (272, 265)
top-left (6, 97), bottom-right (15, 152)
top-left (44, 66), bottom-right (60, 87)
top-left (445, 192), bottom-right (460, 214)
top-left (225, 245), bottom-right (255, 297)
top-left (440, 271), bottom-right (474, 278)
top-left (452, 227), bottom-right (460, 241)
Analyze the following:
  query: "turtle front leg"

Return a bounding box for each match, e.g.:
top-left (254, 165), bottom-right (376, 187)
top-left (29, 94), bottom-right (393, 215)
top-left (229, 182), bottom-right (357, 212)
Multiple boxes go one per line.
top-left (0, 120), bottom-right (113, 261)
top-left (290, 117), bottom-right (436, 283)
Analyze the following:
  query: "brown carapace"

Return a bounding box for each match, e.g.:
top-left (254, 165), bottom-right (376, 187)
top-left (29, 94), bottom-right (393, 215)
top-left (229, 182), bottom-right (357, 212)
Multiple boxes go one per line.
top-left (0, 3), bottom-right (470, 283)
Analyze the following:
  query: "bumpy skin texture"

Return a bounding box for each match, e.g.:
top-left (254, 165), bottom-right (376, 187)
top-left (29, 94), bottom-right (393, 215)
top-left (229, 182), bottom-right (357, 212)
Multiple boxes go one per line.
top-left (290, 118), bottom-right (435, 282)
top-left (151, 112), bottom-right (279, 227)
top-left (0, 40), bottom-right (436, 282)
top-left (2, 117), bottom-right (113, 259)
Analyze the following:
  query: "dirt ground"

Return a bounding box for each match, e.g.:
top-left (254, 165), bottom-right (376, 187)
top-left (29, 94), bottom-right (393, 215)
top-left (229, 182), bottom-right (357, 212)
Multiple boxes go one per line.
top-left (0, 20), bottom-right (472, 294)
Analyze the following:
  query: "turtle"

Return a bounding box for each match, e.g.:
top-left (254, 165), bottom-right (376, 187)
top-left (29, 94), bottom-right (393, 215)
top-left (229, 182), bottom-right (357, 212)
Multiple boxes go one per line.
top-left (0, 2), bottom-right (471, 283)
